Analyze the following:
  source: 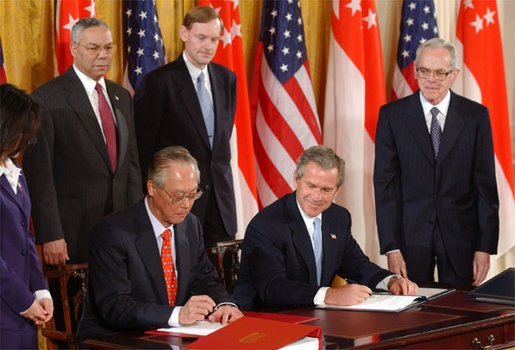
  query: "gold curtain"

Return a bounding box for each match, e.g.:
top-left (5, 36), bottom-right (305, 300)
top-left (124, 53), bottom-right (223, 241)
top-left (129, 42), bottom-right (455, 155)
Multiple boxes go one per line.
top-left (0, 0), bottom-right (332, 122)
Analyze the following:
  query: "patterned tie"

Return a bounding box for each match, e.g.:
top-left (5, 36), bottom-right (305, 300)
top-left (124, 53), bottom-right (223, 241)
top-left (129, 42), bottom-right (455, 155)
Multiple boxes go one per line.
top-left (95, 83), bottom-right (117, 171)
top-left (430, 107), bottom-right (442, 159)
top-left (161, 229), bottom-right (177, 306)
top-left (313, 218), bottom-right (323, 286)
top-left (197, 72), bottom-right (215, 148)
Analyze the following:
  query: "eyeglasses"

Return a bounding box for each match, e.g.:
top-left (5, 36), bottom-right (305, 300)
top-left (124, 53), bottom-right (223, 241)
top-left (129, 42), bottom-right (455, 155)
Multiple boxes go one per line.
top-left (74, 42), bottom-right (116, 55)
top-left (416, 67), bottom-right (453, 81)
top-left (161, 187), bottom-right (203, 205)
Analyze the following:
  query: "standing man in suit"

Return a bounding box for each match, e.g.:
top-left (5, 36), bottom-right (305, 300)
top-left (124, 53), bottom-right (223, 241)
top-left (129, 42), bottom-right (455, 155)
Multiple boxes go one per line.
top-left (77, 146), bottom-right (242, 340)
top-left (374, 38), bottom-right (499, 290)
top-left (134, 6), bottom-right (236, 250)
top-left (234, 146), bottom-right (418, 310)
top-left (23, 18), bottom-right (142, 266)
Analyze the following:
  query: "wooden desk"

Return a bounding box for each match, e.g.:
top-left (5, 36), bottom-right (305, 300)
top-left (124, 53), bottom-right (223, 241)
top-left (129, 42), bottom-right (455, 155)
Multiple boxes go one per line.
top-left (82, 291), bottom-right (514, 349)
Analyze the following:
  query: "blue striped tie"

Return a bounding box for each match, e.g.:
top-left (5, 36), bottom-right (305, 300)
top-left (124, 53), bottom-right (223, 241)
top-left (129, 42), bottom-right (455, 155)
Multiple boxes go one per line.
top-left (197, 72), bottom-right (215, 148)
top-left (430, 107), bottom-right (442, 159)
top-left (313, 218), bottom-right (323, 286)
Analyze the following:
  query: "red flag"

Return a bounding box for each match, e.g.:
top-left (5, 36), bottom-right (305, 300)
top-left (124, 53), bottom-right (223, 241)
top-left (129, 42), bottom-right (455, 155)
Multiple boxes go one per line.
top-left (55, 0), bottom-right (96, 74)
top-left (455, 0), bottom-right (514, 256)
top-left (250, 0), bottom-right (321, 208)
top-left (323, 0), bottom-right (386, 262)
top-left (198, 0), bottom-right (258, 237)
top-left (0, 39), bottom-right (6, 83)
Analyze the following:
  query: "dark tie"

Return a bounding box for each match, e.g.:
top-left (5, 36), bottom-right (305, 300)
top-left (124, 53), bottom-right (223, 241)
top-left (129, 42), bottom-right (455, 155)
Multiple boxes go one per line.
top-left (430, 107), bottom-right (442, 159)
top-left (161, 229), bottom-right (177, 306)
top-left (197, 72), bottom-right (215, 148)
top-left (313, 218), bottom-right (323, 286)
top-left (95, 83), bottom-right (117, 171)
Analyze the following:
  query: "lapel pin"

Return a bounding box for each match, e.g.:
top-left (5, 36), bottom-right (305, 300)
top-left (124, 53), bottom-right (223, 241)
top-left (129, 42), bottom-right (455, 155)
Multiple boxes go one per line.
top-left (114, 95), bottom-right (119, 101)
top-left (330, 233), bottom-right (337, 240)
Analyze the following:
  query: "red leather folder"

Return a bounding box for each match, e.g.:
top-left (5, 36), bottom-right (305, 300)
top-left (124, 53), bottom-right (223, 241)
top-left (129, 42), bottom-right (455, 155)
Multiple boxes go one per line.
top-left (188, 316), bottom-right (321, 349)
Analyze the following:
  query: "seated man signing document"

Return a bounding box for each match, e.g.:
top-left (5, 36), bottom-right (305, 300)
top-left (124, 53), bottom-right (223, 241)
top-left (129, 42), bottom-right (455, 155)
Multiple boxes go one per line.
top-left (78, 146), bottom-right (242, 340)
top-left (234, 146), bottom-right (418, 310)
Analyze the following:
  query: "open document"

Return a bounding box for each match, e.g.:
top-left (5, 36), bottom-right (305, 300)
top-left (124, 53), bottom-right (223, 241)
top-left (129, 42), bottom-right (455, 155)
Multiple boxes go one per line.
top-left (317, 287), bottom-right (454, 312)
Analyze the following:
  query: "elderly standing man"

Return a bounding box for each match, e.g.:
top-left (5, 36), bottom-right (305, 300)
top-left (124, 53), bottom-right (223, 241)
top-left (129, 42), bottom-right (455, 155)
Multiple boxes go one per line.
top-left (374, 37), bottom-right (499, 290)
top-left (78, 146), bottom-right (242, 340)
top-left (234, 146), bottom-right (418, 310)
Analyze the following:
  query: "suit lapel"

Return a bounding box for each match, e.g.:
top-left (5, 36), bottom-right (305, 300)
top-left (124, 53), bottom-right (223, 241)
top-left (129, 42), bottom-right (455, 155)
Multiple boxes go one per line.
top-left (0, 175), bottom-right (29, 219)
top-left (320, 212), bottom-right (338, 285)
top-left (405, 93), bottom-right (435, 166)
top-left (176, 57), bottom-right (211, 149)
top-left (437, 92), bottom-right (465, 163)
top-left (134, 204), bottom-right (169, 305)
top-left (173, 222), bottom-right (190, 305)
top-left (63, 68), bottom-right (113, 171)
top-left (287, 195), bottom-right (318, 286)
top-left (208, 65), bottom-right (225, 150)
top-left (107, 82), bottom-right (128, 172)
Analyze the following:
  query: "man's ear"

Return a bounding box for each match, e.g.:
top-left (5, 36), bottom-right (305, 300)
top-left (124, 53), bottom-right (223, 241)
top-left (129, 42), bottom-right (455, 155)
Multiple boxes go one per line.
top-left (147, 180), bottom-right (155, 197)
top-left (179, 25), bottom-right (189, 42)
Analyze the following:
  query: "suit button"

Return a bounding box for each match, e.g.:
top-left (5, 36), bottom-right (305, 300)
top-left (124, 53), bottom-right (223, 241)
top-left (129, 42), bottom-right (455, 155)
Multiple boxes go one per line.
top-left (204, 184), bottom-right (210, 191)
top-left (428, 220), bottom-right (434, 225)
top-left (21, 248), bottom-right (28, 256)
top-left (21, 221), bottom-right (26, 227)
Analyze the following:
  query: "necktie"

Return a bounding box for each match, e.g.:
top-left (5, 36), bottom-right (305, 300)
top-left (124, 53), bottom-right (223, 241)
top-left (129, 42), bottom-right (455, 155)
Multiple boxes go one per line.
top-left (161, 229), bottom-right (177, 306)
top-left (197, 72), bottom-right (215, 148)
top-left (430, 107), bottom-right (442, 159)
top-left (313, 218), bottom-right (323, 286)
top-left (95, 83), bottom-right (117, 171)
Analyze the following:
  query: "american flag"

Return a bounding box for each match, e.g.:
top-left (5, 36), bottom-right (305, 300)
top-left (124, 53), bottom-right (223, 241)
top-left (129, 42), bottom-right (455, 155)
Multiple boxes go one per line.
top-left (250, 0), bottom-right (321, 207)
top-left (455, 0), bottom-right (514, 273)
top-left (55, 0), bottom-right (96, 74)
top-left (391, 0), bottom-right (438, 100)
top-left (123, 0), bottom-right (165, 94)
top-left (323, 0), bottom-right (386, 264)
top-left (0, 39), bottom-right (6, 83)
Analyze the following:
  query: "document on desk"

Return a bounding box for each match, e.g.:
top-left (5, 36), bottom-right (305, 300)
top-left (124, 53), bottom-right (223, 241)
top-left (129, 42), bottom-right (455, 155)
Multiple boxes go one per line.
top-left (156, 321), bottom-right (223, 336)
top-left (317, 294), bottom-right (427, 312)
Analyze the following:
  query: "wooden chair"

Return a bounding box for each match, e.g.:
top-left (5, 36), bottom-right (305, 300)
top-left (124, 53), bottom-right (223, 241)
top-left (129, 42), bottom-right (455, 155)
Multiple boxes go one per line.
top-left (213, 239), bottom-right (243, 294)
top-left (42, 263), bottom-right (88, 350)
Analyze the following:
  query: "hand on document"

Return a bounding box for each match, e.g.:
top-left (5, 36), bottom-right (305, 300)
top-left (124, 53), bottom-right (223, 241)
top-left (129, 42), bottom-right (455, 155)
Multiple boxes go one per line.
top-left (207, 304), bottom-right (243, 326)
top-left (179, 295), bottom-right (243, 326)
top-left (387, 276), bottom-right (418, 296)
top-left (324, 283), bottom-right (374, 306)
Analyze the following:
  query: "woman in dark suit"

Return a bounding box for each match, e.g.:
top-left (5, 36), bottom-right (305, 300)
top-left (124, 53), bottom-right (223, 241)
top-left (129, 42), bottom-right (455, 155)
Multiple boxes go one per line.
top-left (1, 84), bottom-right (53, 349)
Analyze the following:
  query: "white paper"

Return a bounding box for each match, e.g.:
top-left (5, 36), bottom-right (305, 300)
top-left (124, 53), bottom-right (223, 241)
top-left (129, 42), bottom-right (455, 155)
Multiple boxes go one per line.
top-left (317, 294), bottom-right (424, 312)
top-left (157, 320), bottom-right (223, 336)
top-left (280, 337), bottom-right (319, 350)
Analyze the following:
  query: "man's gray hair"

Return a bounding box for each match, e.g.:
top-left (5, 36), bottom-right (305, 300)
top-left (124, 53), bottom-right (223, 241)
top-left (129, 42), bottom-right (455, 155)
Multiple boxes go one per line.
top-left (415, 37), bottom-right (457, 70)
top-left (148, 146), bottom-right (201, 188)
top-left (295, 146), bottom-right (345, 188)
top-left (71, 17), bottom-right (110, 43)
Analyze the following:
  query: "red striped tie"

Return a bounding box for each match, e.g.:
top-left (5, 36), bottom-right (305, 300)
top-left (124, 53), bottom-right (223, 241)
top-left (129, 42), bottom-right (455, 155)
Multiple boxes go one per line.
top-left (95, 83), bottom-right (117, 171)
top-left (161, 229), bottom-right (177, 306)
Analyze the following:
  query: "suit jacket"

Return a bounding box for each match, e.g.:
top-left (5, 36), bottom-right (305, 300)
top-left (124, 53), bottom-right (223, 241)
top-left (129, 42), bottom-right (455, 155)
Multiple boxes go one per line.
top-left (134, 55), bottom-right (237, 237)
top-left (374, 91), bottom-right (499, 279)
top-left (1, 170), bottom-right (47, 338)
top-left (77, 199), bottom-right (233, 340)
top-left (233, 193), bottom-right (391, 310)
top-left (23, 67), bottom-right (143, 263)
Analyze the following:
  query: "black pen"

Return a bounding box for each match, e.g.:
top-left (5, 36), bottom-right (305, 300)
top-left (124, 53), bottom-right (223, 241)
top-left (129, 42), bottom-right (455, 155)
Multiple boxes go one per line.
top-left (344, 278), bottom-right (373, 296)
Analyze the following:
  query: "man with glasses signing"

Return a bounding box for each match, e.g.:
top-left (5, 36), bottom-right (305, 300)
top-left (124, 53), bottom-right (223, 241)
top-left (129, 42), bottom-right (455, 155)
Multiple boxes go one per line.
top-left (374, 38), bottom-right (499, 290)
top-left (78, 146), bottom-right (241, 340)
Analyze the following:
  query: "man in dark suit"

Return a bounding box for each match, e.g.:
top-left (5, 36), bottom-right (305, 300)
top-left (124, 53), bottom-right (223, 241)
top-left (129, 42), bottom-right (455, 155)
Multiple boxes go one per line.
top-left (234, 146), bottom-right (417, 310)
top-left (77, 146), bottom-right (242, 340)
top-left (134, 6), bottom-right (236, 249)
top-left (23, 18), bottom-right (142, 265)
top-left (374, 38), bottom-right (499, 290)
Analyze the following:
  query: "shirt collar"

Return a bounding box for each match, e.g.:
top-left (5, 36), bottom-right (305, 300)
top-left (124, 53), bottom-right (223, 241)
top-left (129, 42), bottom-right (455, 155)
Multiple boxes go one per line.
top-left (144, 196), bottom-right (174, 240)
top-left (73, 64), bottom-right (107, 96)
top-left (182, 51), bottom-right (209, 81)
top-left (419, 90), bottom-right (451, 117)
top-left (0, 157), bottom-right (21, 178)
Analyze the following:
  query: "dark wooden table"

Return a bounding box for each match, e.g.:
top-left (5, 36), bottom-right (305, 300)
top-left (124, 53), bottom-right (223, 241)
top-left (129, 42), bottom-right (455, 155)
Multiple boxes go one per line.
top-left (82, 291), bottom-right (514, 349)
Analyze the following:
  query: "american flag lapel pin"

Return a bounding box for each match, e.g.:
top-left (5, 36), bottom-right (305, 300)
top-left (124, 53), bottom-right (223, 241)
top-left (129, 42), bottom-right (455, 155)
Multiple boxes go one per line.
top-left (330, 233), bottom-right (337, 240)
